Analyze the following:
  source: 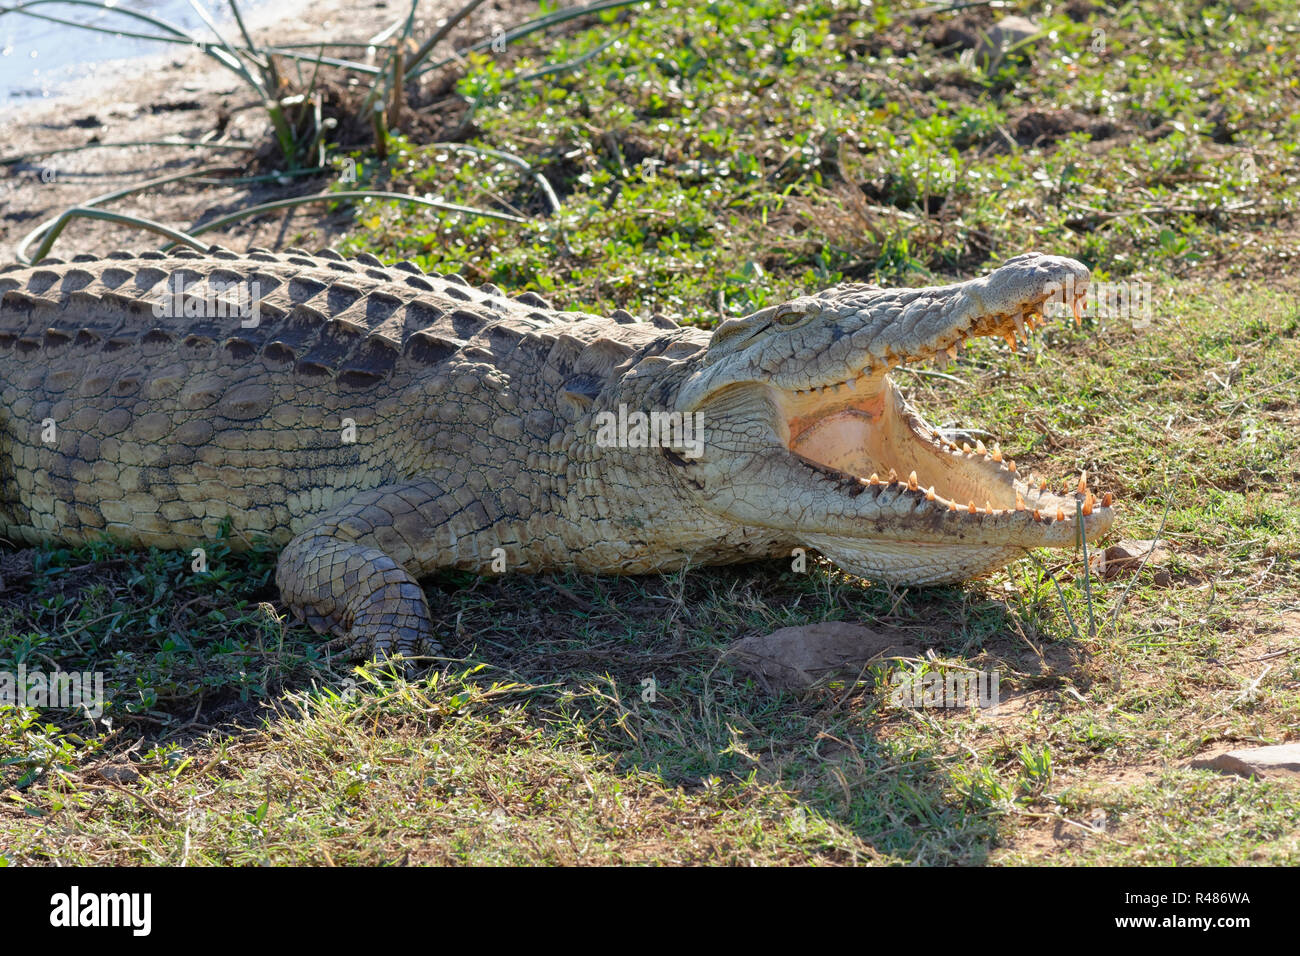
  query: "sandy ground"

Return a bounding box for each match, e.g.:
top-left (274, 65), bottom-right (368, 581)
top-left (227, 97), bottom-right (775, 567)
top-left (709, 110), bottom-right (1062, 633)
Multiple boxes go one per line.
top-left (0, 0), bottom-right (533, 260)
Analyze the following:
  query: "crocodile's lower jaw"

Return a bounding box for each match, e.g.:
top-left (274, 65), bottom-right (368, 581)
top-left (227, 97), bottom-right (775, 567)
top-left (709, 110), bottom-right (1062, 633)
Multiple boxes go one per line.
top-left (802, 536), bottom-right (1027, 586)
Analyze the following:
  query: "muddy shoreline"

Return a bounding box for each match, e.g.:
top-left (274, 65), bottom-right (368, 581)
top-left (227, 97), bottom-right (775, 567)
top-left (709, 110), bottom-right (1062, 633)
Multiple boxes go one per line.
top-left (0, 0), bottom-right (528, 260)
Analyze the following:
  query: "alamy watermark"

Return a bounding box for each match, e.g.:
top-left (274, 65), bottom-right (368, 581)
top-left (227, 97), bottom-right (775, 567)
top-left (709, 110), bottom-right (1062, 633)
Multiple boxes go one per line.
top-left (50, 886), bottom-right (151, 936)
top-left (888, 668), bottom-right (999, 711)
top-left (153, 274), bottom-right (262, 328)
top-left (1, 664), bottom-right (105, 719)
top-left (594, 404), bottom-right (705, 458)
top-left (1043, 276), bottom-right (1154, 329)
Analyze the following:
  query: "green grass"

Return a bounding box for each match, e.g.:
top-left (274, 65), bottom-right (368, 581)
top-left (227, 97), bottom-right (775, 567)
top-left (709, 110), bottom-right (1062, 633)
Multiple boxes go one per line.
top-left (2, 0), bottom-right (1299, 865)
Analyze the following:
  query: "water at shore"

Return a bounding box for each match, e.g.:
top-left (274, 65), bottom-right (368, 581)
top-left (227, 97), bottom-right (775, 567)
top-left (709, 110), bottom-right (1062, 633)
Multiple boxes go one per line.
top-left (0, 0), bottom-right (279, 104)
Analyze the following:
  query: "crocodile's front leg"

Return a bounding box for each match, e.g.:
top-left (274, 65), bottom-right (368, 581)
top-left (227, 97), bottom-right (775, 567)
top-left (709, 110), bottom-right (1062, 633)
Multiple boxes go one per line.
top-left (275, 480), bottom-right (453, 660)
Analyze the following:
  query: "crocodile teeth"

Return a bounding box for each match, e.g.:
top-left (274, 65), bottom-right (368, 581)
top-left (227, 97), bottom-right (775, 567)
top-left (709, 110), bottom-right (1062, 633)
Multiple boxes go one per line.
top-left (1033, 509), bottom-right (1042, 521)
top-left (1014, 312), bottom-right (1028, 339)
top-left (975, 439), bottom-right (987, 456)
top-left (1077, 470), bottom-right (1088, 495)
top-left (1056, 508), bottom-right (1065, 521)
top-left (926, 486), bottom-right (936, 501)
top-left (868, 473), bottom-right (880, 485)
top-left (962, 442), bottom-right (973, 454)
top-left (907, 470), bottom-right (918, 490)
top-left (1007, 460), bottom-right (1016, 473)
top-left (949, 500), bottom-right (959, 511)
top-left (1102, 491), bottom-right (1113, 507)
top-left (1083, 491), bottom-right (1096, 516)
top-left (991, 446), bottom-right (1003, 462)
top-left (968, 501), bottom-right (976, 514)
top-left (888, 468), bottom-right (898, 482)
top-left (946, 344), bottom-right (958, 360)
top-left (1015, 491), bottom-right (1026, 511)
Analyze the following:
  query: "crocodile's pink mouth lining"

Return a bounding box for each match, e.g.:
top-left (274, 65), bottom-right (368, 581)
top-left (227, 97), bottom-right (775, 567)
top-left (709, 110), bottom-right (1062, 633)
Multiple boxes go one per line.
top-left (776, 289), bottom-right (1112, 526)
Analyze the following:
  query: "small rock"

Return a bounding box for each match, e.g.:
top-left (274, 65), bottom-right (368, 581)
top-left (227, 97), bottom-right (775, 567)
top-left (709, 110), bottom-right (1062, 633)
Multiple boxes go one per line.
top-left (727, 622), bottom-right (922, 692)
top-left (976, 16), bottom-right (1041, 66)
top-left (1190, 744), bottom-right (1300, 779)
top-left (98, 764), bottom-right (141, 784)
top-left (1092, 538), bottom-right (1169, 579)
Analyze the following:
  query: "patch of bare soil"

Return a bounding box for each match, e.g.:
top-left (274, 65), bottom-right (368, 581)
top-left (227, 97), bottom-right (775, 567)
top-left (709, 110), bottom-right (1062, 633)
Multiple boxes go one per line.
top-left (0, 0), bottom-right (539, 261)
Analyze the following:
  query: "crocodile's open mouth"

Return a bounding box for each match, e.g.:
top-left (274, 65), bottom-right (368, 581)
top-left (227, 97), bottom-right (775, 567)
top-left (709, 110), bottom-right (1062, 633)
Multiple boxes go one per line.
top-left (775, 286), bottom-right (1114, 546)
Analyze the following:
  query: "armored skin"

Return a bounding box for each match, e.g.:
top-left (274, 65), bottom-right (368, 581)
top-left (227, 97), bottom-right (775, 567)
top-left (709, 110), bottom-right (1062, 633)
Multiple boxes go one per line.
top-left (0, 247), bottom-right (1113, 657)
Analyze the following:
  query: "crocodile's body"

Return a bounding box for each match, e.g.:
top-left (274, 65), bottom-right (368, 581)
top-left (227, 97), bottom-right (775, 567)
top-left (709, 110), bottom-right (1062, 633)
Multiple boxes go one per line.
top-left (0, 247), bottom-right (1113, 657)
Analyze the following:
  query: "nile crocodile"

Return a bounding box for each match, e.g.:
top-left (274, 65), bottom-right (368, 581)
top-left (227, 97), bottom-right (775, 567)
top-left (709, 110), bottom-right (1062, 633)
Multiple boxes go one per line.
top-left (0, 248), bottom-right (1113, 658)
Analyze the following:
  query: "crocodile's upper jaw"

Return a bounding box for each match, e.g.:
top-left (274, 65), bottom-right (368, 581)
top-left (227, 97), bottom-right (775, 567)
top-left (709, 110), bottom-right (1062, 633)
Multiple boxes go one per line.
top-left (680, 252), bottom-right (1114, 584)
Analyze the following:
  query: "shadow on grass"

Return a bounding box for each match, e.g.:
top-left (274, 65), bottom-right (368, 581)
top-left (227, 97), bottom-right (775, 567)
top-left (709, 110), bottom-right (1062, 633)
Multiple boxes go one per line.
top-left (1, 541), bottom-right (1084, 864)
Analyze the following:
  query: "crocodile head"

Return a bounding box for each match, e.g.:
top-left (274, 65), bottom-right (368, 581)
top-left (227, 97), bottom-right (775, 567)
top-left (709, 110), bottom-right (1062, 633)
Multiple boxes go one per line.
top-left (674, 252), bottom-right (1113, 584)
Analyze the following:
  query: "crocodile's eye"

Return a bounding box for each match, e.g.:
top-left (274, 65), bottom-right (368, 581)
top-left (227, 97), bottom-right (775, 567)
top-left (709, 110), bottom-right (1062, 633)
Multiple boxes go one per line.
top-left (774, 304), bottom-right (811, 326)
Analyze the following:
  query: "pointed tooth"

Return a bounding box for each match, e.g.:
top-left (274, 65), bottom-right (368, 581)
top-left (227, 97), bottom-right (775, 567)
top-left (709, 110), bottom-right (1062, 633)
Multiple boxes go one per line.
top-left (975, 439), bottom-right (987, 456)
top-left (968, 501), bottom-right (976, 514)
top-left (925, 486), bottom-right (936, 501)
top-left (1033, 509), bottom-right (1042, 521)
top-left (1007, 460), bottom-right (1016, 473)
top-left (868, 473), bottom-right (880, 485)
top-left (1014, 312), bottom-right (1027, 338)
top-left (949, 500), bottom-right (959, 511)
top-left (985, 500), bottom-right (993, 514)
top-left (907, 470), bottom-right (918, 490)
top-left (1073, 295), bottom-right (1083, 326)
top-left (962, 442), bottom-right (973, 454)
top-left (1056, 508), bottom-right (1065, 522)
top-left (991, 446), bottom-right (1003, 462)
top-left (1102, 491), bottom-right (1113, 507)
top-left (946, 344), bottom-right (958, 360)
top-left (888, 468), bottom-right (898, 483)
top-left (1083, 494), bottom-right (1094, 516)
top-left (1077, 470), bottom-right (1088, 495)
top-left (1003, 330), bottom-right (1018, 349)
top-left (1016, 491), bottom-right (1026, 511)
